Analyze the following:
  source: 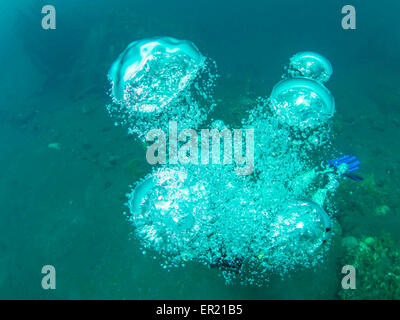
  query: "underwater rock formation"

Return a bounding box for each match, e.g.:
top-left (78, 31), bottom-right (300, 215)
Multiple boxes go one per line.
top-left (339, 234), bottom-right (400, 299)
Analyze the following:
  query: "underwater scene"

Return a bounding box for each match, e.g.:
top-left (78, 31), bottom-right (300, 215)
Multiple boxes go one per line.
top-left (1, 0), bottom-right (400, 300)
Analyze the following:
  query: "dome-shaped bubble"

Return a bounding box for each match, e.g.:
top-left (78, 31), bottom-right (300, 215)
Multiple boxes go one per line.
top-left (270, 78), bottom-right (335, 129)
top-left (287, 51), bottom-right (333, 83)
top-left (108, 37), bottom-right (206, 113)
top-left (269, 201), bottom-right (331, 256)
top-left (127, 168), bottom-right (207, 257)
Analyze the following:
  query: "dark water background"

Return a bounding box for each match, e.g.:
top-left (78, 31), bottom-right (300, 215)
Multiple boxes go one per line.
top-left (1, 0), bottom-right (400, 299)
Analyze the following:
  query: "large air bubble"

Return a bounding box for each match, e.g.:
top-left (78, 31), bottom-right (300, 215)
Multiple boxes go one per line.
top-left (127, 167), bottom-right (211, 264)
top-left (269, 201), bottom-right (331, 255)
top-left (286, 51), bottom-right (333, 83)
top-left (269, 78), bottom-right (335, 129)
top-left (108, 37), bottom-right (205, 112)
top-left (107, 37), bottom-right (217, 139)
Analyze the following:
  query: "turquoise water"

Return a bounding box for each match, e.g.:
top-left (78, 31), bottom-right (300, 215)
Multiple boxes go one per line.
top-left (1, 0), bottom-right (400, 299)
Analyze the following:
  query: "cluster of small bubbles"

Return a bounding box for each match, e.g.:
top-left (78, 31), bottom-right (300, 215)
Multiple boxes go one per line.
top-left (107, 37), bottom-right (218, 140)
top-left (112, 47), bottom-right (341, 285)
top-left (127, 129), bottom-right (334, 285)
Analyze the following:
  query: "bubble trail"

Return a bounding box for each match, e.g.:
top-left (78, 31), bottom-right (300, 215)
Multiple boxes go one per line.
top-left (112, 48), bottom-right (345, 285)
